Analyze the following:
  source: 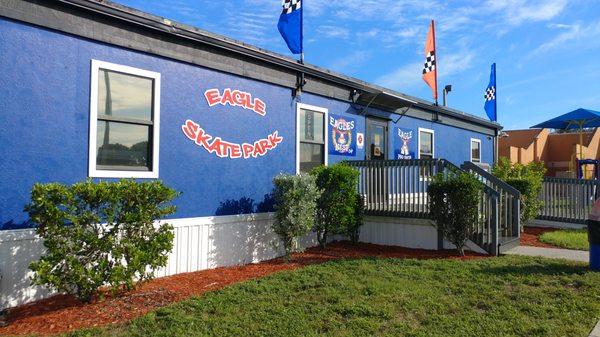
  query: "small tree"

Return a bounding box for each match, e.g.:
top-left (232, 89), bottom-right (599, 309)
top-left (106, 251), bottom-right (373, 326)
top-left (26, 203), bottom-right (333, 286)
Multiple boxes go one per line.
top-left (26, 179), bottom-right (178, 302)
top-left (428, 172), bottom-right (482, 256)
top-left (272, 174), bottom-right (320, 261)
top-left (493, 157), bottom-right (546, 228)
top-left (310, 164), bottom-right (360, 248)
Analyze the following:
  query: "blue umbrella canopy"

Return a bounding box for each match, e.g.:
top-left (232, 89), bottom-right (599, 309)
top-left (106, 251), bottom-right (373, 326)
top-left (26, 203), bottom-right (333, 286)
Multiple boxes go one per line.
top-left (531, 108), bottom-right (600, 168)
top-left (531, 108), bottom-right (600, 129)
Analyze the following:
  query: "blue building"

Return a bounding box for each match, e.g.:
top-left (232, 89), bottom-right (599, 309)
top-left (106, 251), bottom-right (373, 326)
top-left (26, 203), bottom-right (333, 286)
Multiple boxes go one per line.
top-left (0, 0), bottom-right (502, 308)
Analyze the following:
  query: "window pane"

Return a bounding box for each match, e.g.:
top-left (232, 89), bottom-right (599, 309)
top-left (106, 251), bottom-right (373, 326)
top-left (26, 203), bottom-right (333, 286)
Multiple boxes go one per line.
top-left (299, 109), bottom-right (324, 143)
top-left (98, 69), bottom-right (153, 121)
top-left (419, 131), bottom-right (433, 155)
top-left (96, 121), bottom-right (151, 169)
top-left (300, 142), bottom-right (324, 173)
top-left (471, 141), bottom-right (481, 162)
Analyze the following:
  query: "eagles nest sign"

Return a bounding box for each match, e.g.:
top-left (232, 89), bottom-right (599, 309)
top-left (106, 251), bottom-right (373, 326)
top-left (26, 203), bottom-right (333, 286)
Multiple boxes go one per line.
top-left (328, 114), bottom-right (356, 156)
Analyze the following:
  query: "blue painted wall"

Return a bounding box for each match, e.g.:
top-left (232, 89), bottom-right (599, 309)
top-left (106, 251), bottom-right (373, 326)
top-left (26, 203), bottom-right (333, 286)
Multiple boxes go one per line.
top-left (0, 18), bottom-right (494, 229)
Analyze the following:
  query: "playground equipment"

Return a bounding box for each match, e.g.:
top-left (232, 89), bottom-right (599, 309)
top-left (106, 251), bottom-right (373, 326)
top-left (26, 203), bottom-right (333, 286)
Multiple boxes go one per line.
top-left (577, 159), bottom-right (600, 180)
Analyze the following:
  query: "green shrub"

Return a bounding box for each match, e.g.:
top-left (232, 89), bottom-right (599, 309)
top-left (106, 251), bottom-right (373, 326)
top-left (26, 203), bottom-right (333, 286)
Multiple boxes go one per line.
top-left (25, 179), bottom-right (178, 302)
top-left (505, 178), bottom-right (543, 226)
top-left (310, 164), bottom-right (360, 248)
top-left (428, 172), bottom-right (482, 256)
top-left (272, 174), bottom-right (320, 261)
top-left (493, 157), bottom-right (546, 227)
top-left (347, 194), bottom-right (365, 244)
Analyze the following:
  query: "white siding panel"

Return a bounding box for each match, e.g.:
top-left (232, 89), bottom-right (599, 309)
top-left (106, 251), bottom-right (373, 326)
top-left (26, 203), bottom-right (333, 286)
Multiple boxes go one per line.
top-left (0, 213), bottom-right (319, 309)
top-left (360, 216), bottom-right (439, 250)
top-left (1, 214), bottom-right (457, 309)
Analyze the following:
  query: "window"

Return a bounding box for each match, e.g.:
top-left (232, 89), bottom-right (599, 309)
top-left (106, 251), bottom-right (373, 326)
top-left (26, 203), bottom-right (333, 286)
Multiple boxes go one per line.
top-left (418, 128), bottom-right (435, 178)
top-left (89, 60), bottom-right (161, 178)
top-left (471, 138), bottom-right (482, 163)
top-left (418, 128), bottom-right (434, 159)
top-left (296, 103), bottom-right (328, 173)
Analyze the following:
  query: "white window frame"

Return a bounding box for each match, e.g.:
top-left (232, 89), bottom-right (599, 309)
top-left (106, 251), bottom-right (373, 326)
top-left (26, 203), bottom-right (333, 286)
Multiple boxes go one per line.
top-left (88, 60), bottom-right (161, 178)
top-left (296, 103), bottom-right (329, 174)
top-left (417, 127), bottom-right (435, 159)
top-left (470, 138), bottom-right (482, 163)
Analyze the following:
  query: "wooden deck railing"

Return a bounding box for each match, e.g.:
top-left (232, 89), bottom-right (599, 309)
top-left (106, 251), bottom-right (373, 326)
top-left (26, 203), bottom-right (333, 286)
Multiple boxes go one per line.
top-left (538, 177), bottom-right (600, 224)
top-left (345, 159), bottom-right (504, 255)
top-left (461, 162), bottom-right (520, 240)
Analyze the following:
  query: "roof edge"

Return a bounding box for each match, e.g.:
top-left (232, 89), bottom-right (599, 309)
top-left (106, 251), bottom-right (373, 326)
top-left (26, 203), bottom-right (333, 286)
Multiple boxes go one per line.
top-left (53, 0), bottom-right (500, 130)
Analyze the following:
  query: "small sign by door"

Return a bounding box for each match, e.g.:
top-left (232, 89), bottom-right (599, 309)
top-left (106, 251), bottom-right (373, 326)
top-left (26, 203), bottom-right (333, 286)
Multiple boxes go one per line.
top-left (357, 133), bottom-right (364, 149)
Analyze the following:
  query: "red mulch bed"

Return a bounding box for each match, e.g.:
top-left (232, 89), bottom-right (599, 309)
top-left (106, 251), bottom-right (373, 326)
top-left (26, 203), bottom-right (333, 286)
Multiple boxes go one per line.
top-left (0, 241), bottom-right (484, 336)
top-left (521, 226), bottom-right (560, 248)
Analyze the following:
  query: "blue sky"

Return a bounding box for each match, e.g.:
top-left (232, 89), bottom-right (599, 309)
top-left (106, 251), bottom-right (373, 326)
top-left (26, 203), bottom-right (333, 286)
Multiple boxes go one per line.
top-left (114, 0), bottom-right (600, 130)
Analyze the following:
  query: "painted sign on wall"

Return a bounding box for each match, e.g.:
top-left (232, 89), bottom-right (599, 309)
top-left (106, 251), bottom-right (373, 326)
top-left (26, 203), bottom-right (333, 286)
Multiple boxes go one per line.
top-left (182, 89), bottom-right (282, 158)
top-left (394, 127), bottom-right (415, 159)
top-left (204, 88), bottom-right (266, 116)
top-left (328, 114), bottom-right (356, 156)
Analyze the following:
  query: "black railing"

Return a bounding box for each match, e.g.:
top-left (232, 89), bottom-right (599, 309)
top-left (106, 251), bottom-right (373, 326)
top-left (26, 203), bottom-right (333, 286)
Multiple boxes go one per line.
top-left (538, 177), bottom-right (600, 224)
top-left (345, 159), bottom-right (503, 255)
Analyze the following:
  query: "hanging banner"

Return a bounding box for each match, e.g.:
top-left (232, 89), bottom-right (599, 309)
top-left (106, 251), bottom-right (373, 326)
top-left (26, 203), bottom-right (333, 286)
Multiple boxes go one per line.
top-left (328, 114), bottom-right (356, 156)
top-left (394, 127), bottom-right (415, 159)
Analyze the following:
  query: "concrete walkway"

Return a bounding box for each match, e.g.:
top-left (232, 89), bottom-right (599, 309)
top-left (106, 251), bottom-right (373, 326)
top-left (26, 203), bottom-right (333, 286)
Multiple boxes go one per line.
top-left (590, 320), bottom-right (600, 337)
top-left (504, 245), bottom-right (588, 262)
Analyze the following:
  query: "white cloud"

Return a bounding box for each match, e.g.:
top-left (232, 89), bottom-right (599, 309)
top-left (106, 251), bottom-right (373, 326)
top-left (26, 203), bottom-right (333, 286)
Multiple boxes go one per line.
top-left (328, 51), bottom-right (371, 72)
top-left (395, 27), bottom-right (419, 38)
top-left (374, 50), bottom-right (475, 91)
top-left (485, 0), bottom-right (568, 25)
top-left (317, 25), bottom-right (350, 39)
top-left (374, 61), bottom-right (423, 90)
top-left (357, 29), bottom-right (380, 39)
top-left (438, 51), bottom-right (475, 78)
top-left (530, 20), bottom-right (600, 56)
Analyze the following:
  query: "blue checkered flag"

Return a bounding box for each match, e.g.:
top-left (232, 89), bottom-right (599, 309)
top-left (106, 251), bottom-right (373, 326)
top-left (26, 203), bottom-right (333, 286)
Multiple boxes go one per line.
top-left (484, 63), bottom-right (497, 122)
top-left (278, 0), bottom-right (303, 55)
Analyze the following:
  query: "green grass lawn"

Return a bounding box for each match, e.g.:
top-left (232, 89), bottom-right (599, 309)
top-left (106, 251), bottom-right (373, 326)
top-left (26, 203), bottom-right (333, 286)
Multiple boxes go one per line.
top-left (540, 229), bottom-right (589, 250)
top-left (67, 256), bottom-right (600, 337)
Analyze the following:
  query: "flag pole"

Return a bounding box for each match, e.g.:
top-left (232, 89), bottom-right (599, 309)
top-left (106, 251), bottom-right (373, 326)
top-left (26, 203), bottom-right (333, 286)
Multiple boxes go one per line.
top-left (494, 63), bottom-right (498, 163)
top-left (431, 19), bottom-right (438, 106)
top-left (298, 2), bottom-right (305, 95)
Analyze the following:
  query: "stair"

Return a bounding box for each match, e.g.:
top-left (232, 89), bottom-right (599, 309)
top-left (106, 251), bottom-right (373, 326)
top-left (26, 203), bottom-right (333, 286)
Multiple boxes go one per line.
top-left (498, 236), bottom-right (520, 254)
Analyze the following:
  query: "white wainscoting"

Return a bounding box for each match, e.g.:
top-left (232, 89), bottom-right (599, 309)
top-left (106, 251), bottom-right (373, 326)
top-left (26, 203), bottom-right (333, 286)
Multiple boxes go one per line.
top-left (360, 216), bottom-right (488, 254)
top-left (0, 228), bottom-right (50, 310)
top-left (0, 213), bottom-right (319, 310)
top-left (0, 213), bottom-right (483, 310)
top-left (361, 216), bottom-right (439, 249)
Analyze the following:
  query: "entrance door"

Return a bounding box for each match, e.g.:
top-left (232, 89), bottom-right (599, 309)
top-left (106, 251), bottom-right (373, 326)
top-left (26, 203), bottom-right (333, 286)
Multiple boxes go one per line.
top-left (366, 118), bottom-right (388, 160)
top-left (366, 118), bottom-right (389, 208)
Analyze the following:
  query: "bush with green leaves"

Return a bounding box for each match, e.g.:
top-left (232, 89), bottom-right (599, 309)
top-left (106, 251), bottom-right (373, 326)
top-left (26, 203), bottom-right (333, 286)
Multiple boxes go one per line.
top-left (428, 172), bottom-right (482, 256)
top-left (272, 174), bottom-right (321, 261)
top-left (347, 194), bottom-right (365, 244)
top-left (26, 179), bottom-right (178, 302)
top-left (310, 163), bottom-right (360, 248)
top-left (493, 157), bottom-right (546, 227)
